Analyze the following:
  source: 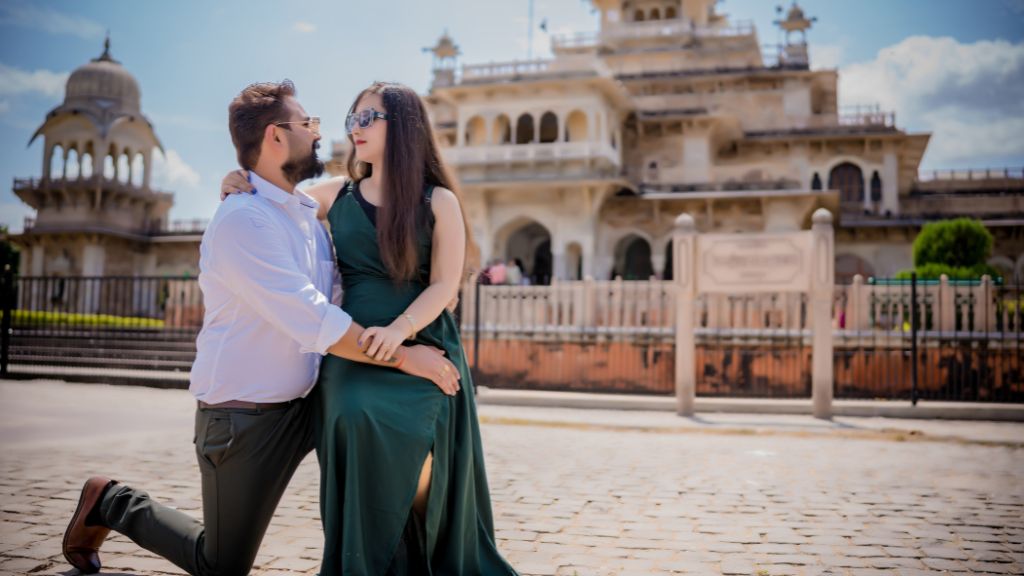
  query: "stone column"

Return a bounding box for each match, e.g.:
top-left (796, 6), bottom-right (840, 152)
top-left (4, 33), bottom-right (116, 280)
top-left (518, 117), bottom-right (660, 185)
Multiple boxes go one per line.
top-left (456, 116), bottom-right (466, 147)
top-left (882, 151), bottom-right (899, 215)
top-left (23, 245), bottom-right (41, 310)
top-left (80, 242), bottom-right (106, 315)
top-left (552, 250), bottom-right (566, 282)
top-left (30, 245), bottom-right (45, 276)
top-left (810, 208), bottom-right (834, 419)
top-left (673, 213), bottom-right (697, 416)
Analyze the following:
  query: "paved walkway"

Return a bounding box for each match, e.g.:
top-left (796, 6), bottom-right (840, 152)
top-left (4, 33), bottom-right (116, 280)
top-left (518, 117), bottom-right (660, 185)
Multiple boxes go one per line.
top-left (1, 379), bottom-right (1022, 575)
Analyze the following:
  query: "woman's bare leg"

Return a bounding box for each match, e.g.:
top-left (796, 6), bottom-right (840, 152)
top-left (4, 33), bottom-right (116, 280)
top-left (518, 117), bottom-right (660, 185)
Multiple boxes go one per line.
top-left (412, 452), bottom-right (433, 517)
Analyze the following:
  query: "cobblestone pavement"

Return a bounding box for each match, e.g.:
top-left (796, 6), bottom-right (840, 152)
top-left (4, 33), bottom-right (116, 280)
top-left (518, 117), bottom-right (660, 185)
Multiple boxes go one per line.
top-left (1, 380), bottom-right (1022, 575)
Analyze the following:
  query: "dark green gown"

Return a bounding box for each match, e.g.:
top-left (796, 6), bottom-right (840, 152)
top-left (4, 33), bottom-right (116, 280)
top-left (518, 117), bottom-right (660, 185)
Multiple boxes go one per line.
top-left (312, 182), bottom-right (518, 576)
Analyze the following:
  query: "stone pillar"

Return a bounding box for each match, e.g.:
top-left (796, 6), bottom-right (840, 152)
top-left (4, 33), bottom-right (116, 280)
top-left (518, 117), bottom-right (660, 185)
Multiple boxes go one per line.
top-left (849, 274), bottom-right (869, 330)
top-left (976, 276), bottom-right (993, 332)
top-left (810, 208), bottom-right (835, 419)
top-left (882, 151), bottom-right (899, 215)
top-left (30, 245), bottom-right (45, 276)
top-left (456, 116), bottom-right (466, 147)
top-left (938, 274), bottom-right (955, 332)
top-left (552, 250), bottom-right (566, 282)
top-left (673, 213), bottom-right (697, 417)
top-left (82, 243), bottom-right (106, 276)
top-left (25, 245), bottom-right (44, 311)
top-left (80, 242), bottom-right (105, 314)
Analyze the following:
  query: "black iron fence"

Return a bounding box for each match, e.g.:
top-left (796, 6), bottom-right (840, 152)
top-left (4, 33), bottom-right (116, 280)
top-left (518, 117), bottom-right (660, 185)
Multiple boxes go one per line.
top-left (460, 278), bottom-right (676, 395)
top-left (833, 275), bottom-right (1023, 403)
top-left (1, 274), bottom-right (201, 381)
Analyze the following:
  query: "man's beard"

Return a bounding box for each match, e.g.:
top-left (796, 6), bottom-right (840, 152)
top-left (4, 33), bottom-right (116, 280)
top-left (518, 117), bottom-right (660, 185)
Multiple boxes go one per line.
top-left (282, 141), bottom-right (324, 185)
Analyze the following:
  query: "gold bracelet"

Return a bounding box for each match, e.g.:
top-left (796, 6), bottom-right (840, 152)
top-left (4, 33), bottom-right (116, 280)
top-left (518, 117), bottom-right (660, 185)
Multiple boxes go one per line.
top-left (402, 313), bottom-right (417, 338)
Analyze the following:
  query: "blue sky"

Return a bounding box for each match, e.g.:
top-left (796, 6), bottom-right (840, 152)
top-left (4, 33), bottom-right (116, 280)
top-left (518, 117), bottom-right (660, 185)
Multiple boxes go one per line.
top-left (2, 0), bottom-right (1023, 232)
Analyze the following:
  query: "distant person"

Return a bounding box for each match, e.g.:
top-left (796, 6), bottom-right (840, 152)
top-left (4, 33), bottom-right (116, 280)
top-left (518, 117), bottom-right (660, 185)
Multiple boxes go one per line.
top-left (489, 259), bottom-right (507, 286)
top-left (506, 258), bottom-right (522, 285)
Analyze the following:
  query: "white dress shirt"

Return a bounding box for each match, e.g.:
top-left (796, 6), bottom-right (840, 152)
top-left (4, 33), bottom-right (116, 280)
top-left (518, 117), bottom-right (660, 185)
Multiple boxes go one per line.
top-left (189, 172), bottom-right (351, 404)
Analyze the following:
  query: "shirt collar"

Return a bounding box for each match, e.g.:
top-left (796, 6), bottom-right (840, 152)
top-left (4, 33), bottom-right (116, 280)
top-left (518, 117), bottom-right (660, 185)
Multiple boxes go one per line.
top-left (250, 172), bottom-right (319, 210)
top-left (250, 172), bottom-right (294, 205)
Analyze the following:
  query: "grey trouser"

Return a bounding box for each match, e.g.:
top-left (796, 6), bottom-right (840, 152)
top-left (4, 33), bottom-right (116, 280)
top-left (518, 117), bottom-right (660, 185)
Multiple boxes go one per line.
top-left (98, 399), bottom-right (314, 576)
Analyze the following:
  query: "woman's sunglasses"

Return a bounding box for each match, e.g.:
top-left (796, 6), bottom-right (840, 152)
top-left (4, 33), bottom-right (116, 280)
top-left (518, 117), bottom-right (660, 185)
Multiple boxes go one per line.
top-left (345, 108), bottom-right (389, 134)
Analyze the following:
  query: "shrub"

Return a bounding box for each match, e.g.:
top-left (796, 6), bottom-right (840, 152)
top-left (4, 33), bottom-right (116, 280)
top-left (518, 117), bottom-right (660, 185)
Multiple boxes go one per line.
top-left (912, 218), bottom-right (993, 269)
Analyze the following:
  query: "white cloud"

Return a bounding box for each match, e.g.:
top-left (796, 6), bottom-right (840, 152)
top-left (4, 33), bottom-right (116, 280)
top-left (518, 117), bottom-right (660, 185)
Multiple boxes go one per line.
top-left (0, 63), bottom-right (68, 98)
top-left (292, 21), bottom-right (316, 34)
top-left (838, 36), bottom-right (1024, 168)
top-left (152, 149), bottom-right (201, 190)
top-left (0, 1), bottom-right (104, 40)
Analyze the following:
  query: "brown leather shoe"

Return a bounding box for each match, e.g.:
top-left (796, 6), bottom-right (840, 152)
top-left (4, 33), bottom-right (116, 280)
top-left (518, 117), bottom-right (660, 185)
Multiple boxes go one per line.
top-left (62, 476), bottom-right (116, 574)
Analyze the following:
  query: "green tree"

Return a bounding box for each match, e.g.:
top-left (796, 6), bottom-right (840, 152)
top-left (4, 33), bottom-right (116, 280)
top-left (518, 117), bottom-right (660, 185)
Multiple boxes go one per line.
top-left (0, 226), bottom-right (20, 275)
top-left (896, 218), bottom-right (1000, 281)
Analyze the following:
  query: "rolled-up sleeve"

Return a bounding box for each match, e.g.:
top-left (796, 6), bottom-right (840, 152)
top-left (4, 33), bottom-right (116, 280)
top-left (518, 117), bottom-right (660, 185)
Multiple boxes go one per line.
top-left (209, 208), bottom-right (352, 354)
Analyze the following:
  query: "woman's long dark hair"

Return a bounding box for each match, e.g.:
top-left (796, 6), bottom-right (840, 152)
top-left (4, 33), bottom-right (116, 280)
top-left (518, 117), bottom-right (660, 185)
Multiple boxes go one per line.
top-left (346, 81), bottom-right (472, 282)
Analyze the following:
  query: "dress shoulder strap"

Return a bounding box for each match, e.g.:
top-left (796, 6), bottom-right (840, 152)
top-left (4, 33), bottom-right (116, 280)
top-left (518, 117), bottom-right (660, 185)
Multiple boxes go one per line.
top-left (327, 179), bottom-right (353, 220)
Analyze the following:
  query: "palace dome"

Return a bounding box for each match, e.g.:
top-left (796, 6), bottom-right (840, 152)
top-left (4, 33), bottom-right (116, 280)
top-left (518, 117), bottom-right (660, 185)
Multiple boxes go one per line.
top-left (63, 37), bottom-right (141, 113)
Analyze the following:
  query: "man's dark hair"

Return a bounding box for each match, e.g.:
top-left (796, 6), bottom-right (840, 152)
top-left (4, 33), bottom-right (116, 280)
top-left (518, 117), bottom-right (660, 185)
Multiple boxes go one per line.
top-left (228, 80), bottom-right (296, 170)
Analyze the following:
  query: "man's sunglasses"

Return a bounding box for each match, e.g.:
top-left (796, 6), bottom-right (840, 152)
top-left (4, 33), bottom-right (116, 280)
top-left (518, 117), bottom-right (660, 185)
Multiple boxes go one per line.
top-left (345, 108), bottom-right (389, 134)
top-left (274, 117), bottom-right (321, 136)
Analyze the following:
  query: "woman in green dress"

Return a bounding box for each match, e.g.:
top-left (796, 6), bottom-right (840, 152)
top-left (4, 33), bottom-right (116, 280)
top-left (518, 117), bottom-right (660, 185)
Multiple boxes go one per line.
top-left (301, 82), bottom-right (516, 575)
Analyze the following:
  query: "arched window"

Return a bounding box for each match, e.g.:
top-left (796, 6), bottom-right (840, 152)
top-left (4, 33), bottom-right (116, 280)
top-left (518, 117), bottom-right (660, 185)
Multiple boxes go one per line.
top-left (493, 114), bottom-right (511, 145)
top-left (613, 235), bottom-right (654, 280)
top-left (665, 6), bottom-right (677, 19)
top-left (828, 162), bottom-right (865, 204)
top-left (811, 172), bottom-right (822, 190)
top-left (464, 115), bottom-right (486, 146)
top-left (501, 219), bottom-right (553, 285)
top-left (118, 152), bottom-right (131, 184)
top-left (66, 148), bottom-right (80, 180)
top-left (133, 153), bottom-right (146, 187)
top-left (634, 9), bottom-right (645, 21)
top-left (515, 113), bottom-right (535, 144)
top-left (49, 145), bottom-right (64, 180)
top-left (565, 110), bottom-right (588, 142)
top-left (80, 151), bottom-right (93, 179)
top-left (103, 154), bottom-right (116, 180)
top-left (539, 112), bottom-right (558, 143)
top-left (870, 171), bottom-right (882, 203)
top-left (649, 8), bottom-right (661, 20)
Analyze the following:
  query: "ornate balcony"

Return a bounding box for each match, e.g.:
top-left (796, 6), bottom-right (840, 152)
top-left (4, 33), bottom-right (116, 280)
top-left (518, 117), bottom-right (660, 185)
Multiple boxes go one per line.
top-left (552, 19), bottom-right (755, 52)
top-left (457, 55), bottom-right (598, 85)
top-left (443, 141), bottom-right (620, 169)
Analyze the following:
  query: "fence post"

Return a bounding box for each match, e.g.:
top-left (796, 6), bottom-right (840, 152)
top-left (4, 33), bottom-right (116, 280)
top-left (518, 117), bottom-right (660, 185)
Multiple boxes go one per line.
top-left (474, 274), bottom-right (482, 375)
top-left (911, 272), bottom-right (919, 406)
top-left (0, 265), bottom-right (13, 378)
top-left (673, 213), bottom-right (697, 417)
top-left (938, 274), bottom-right (954, 332)
top-left (811, 208), bottom-right (834, 419)
top-left (979, 275), bottom-right (993, 333)
top-left (849, 274), bottom-right (866, 331)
